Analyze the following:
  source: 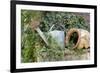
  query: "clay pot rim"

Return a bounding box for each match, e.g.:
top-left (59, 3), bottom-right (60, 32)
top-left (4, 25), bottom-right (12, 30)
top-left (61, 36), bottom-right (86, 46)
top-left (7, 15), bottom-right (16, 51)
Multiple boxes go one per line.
top-left (66, 28), bottom-right (80, 49)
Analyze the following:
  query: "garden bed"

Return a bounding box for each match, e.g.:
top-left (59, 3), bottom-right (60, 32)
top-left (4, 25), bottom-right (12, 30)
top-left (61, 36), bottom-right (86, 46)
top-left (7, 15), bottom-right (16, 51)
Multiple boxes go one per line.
top-left (21, 10), bottom-right (90, 63)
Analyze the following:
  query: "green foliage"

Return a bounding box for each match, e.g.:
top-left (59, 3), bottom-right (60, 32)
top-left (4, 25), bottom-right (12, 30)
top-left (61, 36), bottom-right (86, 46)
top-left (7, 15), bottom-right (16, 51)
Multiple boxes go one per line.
top-left (21, 10), bottom-right (90, 62)
top-left (21, 10), bottom-right (44, 62)
top-left (40, 12), bottom-right (89, 32)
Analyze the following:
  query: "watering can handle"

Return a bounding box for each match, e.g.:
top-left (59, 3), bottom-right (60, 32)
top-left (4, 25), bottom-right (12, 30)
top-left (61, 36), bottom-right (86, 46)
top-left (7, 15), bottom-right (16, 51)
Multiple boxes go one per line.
top-left (48, 24), bottom-right (55, 32)
top-left (48, 24), bottom-right (65, 32)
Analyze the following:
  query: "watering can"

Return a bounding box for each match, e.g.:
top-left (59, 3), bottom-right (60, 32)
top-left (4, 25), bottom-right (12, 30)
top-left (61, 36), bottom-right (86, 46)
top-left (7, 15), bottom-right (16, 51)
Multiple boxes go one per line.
top-left (36, 24), bottom-right (65, 49)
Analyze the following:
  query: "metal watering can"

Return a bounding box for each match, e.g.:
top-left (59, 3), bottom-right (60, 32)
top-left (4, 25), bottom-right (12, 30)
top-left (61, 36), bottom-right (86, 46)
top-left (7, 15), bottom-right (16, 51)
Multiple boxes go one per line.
top-left (36, 24), bottom-right (65, 49)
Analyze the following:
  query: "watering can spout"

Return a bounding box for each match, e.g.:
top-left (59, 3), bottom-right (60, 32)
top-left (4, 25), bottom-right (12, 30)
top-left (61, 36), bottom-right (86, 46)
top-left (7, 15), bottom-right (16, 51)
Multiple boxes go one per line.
top-left (31, 20), bottom-right (49, 46)
top-left (35, 27), bottom-right (49, 46)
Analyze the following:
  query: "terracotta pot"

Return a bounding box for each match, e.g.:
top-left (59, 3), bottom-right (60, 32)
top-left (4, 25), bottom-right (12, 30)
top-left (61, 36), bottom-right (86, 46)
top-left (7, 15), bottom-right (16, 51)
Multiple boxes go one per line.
top-left (65, 28), bottom-right (90, 49)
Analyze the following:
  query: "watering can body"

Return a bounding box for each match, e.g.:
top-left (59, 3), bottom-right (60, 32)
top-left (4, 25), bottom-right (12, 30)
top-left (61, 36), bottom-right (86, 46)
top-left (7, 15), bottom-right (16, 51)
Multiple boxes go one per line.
top-left (48, 30), bottom-right (65, 49)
